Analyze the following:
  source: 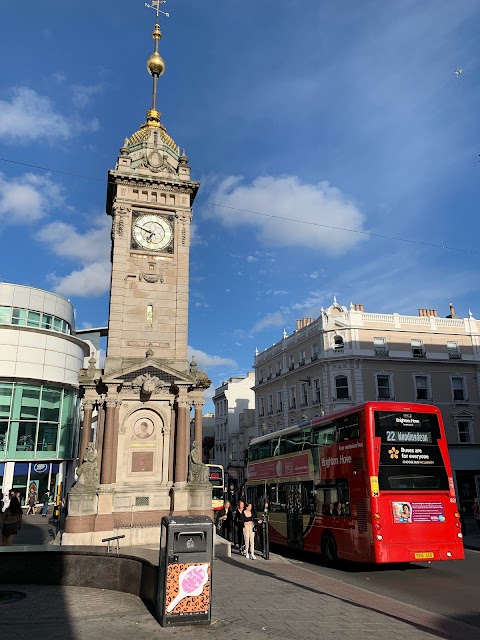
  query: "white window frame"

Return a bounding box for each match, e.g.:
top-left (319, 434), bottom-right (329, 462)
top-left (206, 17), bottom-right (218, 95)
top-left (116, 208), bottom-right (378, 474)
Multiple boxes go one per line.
top-left (334, 375), bottom-right (350, 401)
top-left (289, 386), bottom-right (296, 410)
top-left (267, 366), bottom-right (272, 380)
top-left (267, 393), bottom-right (273, 415)
top-left (375, 373), bottom-right (394, 400)
top-left (259, 397), bottom-right (265, 417)
top-left (311, 343), bottom-right (319, 361)
top-left (447, 341), bottom-right (461, 359)
top-left (455, 415), bottom-right (474, 444)
top-left (276, 361), bottom-right (282, 376)
top-left (411, 339), bottom-right (425, 358)
top-left (373, 336), bottom-right (388, 355)
top-left (301, 382), bottom-right (308, 407)
top-left (413, 374), bottom-right (431, 401)
top-left (299, 349), bottom-right (306, 365)
top-left (451, 376), bottom-right (468, 403)
top-left (313, 378), bottom-right (321, 404)
top-left (276, 390), bottom-right (283, 413)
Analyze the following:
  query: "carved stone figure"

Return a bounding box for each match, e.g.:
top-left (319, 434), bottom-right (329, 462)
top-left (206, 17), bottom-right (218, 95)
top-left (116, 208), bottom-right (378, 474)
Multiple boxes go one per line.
top-left (188, 441), bottom-right (209, 484)
top-left (73, 443), bottom-right (99, 491)
top-left (132, 373), bottom-right (167, 395)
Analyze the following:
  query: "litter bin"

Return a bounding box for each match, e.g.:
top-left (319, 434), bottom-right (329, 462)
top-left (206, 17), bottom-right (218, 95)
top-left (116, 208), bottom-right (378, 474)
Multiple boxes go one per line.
top-left (157, 515), bottom-right (214, 626)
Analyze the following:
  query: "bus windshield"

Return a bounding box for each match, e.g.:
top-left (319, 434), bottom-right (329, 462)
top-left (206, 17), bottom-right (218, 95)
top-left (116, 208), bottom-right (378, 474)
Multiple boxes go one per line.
top-left (374, 411), bottom-right (449, 491)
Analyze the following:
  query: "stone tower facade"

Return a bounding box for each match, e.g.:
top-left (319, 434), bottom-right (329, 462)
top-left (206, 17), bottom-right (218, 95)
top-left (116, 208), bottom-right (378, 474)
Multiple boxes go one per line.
top-left (63, 14), bottom-right (212, 545)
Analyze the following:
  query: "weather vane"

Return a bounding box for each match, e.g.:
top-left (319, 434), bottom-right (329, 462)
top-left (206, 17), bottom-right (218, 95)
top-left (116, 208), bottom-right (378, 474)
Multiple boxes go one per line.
top-left (145, 0), bottom-right (170, 20)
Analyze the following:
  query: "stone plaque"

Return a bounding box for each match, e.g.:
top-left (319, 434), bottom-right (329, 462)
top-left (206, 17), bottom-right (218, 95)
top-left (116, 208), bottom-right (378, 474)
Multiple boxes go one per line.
top-left (131, 451), bottom-right (154, 473)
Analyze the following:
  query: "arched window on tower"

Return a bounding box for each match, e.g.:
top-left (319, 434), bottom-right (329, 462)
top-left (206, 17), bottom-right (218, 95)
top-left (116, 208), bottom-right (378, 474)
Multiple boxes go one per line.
top-left (334, 335), bottom-right (344, 350)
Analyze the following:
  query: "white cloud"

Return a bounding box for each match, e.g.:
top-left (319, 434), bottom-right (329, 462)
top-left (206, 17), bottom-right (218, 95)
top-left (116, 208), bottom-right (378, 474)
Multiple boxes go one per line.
top-left (48, 261), bottom-right (111, 298)
top-left (266, 289), bottom-right (288, 296)
top-left (206, 175), bottom-right (366, 254)
top-left (37, 218), bottom-right (111, 263)
top-left (38, 218), bottom-right (111, 298)
top-left (188, 346), bottom-right (237, 370)
top-left (246, 255), bottom-right (258, 263)
top-left (309, 272), bottom-right (319, 279)
top-left (251, 311), bottom-right (286, 333)
top-left (71, 84), bottom-right (103, 108)
top-left (0, 172), bottom-right (64, 223)
top-left (0, 87), bottom-right (99, 144)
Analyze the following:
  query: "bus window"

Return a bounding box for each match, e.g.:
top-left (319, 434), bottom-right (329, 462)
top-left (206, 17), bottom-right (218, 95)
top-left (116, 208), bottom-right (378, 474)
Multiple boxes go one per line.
top-left (312, 424), bottom-right (335, 446)
top-left (272, 436), bottom-right (284, 457)
top-left (316, 479), bottom-right (350, 516)
top-left (249, 444), bottom-right (259, 461)
top-left (302, 481), bottom-right (315, 514)
top-left (268, 483), bottom-right (286, 512)
top-left (286, 431), bottom-right (312, 454)
top-left (258, 440), bottom-right (272, 459)
top-left (335, 413), bottom-right (360, 442)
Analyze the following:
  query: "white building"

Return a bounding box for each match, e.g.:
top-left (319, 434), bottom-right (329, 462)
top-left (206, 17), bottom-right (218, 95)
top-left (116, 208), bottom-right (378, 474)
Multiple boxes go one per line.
top-left (212, 372), bottom-right (255, 492)
top-left (254, 299), bottom-right (480, 510)
top-left (0, 283), bottom-right (90, 504)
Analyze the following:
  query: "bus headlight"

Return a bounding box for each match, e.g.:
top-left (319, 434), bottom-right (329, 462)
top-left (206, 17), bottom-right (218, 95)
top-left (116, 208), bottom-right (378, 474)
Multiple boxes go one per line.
top-left (374, 523), bottom-right (382, 530)
top-left (457, 533), bottom-right (463, 538)
top-left (455, 522), bottom-right (460, 528)
top-left (446, 551), bottom-right (452, 557)
top-left (376, 534), bottom-right (383, 541)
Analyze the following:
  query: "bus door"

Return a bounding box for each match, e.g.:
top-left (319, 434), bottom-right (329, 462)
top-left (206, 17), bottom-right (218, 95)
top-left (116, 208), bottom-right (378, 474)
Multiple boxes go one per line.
top-left (349, 460), bottom-right (371, 558)
top-left (286, 483), bottom-right (304, 549)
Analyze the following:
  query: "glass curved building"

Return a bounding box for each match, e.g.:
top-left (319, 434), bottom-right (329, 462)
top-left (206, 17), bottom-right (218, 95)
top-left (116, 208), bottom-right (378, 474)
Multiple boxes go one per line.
top-left (0, 283), bottom-right (89, 504)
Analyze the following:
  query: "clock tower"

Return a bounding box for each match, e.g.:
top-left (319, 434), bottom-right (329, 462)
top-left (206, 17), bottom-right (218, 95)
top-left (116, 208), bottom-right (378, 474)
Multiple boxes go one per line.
top-left (63, 5), bottom-right (212, 545)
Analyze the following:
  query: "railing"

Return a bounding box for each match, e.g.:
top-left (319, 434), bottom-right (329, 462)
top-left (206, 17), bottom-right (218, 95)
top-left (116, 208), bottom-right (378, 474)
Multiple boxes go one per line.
top-left (102, 535), bottom-right (126, 555)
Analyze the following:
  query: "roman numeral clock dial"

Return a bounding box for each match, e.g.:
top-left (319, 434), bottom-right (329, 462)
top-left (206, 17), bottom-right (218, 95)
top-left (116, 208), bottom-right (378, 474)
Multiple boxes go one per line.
top-left (131, 213), bottom-right (173, 252)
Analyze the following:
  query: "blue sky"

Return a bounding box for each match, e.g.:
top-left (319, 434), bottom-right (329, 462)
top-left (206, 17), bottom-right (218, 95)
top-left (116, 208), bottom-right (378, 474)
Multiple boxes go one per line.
top-left (1, 1), bottom-right (479, 411)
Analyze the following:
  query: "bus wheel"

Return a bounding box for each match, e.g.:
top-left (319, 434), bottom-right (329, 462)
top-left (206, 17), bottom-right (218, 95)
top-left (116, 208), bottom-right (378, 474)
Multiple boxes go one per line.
top-left (321, 533), bottom-right (338, 564)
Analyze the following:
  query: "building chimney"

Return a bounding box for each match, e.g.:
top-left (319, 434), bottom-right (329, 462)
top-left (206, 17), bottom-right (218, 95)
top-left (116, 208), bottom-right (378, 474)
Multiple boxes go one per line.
top-left (353, 304), bottom-right (364, 312)
top-left (446, 303), bottom-right (459, 319)
top-left (418, 308), bottom-right (437, 317)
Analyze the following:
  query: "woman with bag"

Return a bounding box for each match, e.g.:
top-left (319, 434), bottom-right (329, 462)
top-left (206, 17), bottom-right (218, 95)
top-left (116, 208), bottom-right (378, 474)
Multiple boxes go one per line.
top-left (0, 496), bottom-right (23, 546)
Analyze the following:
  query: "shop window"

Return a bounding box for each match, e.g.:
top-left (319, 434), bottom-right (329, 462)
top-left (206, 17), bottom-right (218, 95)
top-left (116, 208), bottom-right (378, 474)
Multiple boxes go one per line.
top-left (0, 421), bottom-right (7, 450)
top-left (16, 386), bottom-right (41, 420)
top-left (40, 388), bottom-right (62, 422)
top-left (15, 422), bottom-right (36, 451)
top-left (38, 423), bottom-right (58, 451)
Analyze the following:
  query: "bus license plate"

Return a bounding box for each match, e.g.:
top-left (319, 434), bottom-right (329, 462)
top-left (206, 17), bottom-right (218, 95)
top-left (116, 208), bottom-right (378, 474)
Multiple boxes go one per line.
top-left (414, 552), bottom-right (434, 559)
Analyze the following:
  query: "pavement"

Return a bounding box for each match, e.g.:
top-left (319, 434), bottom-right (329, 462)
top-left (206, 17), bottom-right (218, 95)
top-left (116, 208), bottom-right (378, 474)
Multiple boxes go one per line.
top-left (1, 511), bottom-right (479, 640)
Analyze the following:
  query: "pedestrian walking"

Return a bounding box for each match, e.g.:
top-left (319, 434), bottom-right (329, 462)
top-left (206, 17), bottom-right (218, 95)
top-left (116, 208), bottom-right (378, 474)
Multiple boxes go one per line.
top-left (0, 496), bottom-right (23, 546)
top-left (234, 499), bottom-right (245, 551)
top-left (26, 486), bottom-right (37, 515)
top-left (216, 500), bottom-right (233, 541)
top-left (473, 498), bottom-right (480, 534)
top-left (41, 490), bottom-right (50, 517)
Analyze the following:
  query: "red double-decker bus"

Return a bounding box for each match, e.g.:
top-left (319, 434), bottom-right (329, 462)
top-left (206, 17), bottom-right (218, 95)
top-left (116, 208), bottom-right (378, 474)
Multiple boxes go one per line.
top-left (246, 402), bottom-right (464, 564)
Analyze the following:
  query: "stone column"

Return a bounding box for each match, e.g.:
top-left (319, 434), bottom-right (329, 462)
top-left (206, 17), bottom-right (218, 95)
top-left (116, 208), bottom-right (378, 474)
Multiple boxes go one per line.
top-left (79, 400), bottom-right (93, 463)
top-left (194, 401), bottom-right (204, 448)
top-left (100, 399), bottom-right (117, 485)
top-left (174, 401), bottom-right (189, 484)
top-left (110, 401), bottom-right (121, 484)
top-left (168, 404), bottom-right (176, 483)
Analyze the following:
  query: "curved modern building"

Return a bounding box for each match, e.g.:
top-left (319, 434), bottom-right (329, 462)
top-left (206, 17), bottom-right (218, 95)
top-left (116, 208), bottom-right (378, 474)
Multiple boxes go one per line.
top-left (0, 283), bottom-right (89, 504)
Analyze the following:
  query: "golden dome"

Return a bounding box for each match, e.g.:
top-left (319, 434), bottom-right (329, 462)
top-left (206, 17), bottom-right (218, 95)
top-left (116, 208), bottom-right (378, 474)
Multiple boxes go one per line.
top-left (147, 51), bottom-right (165, 77)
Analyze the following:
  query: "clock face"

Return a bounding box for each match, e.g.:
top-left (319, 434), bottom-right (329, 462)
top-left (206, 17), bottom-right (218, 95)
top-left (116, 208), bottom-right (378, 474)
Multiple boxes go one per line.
top-left (132, 214), bottom-right (173, 252)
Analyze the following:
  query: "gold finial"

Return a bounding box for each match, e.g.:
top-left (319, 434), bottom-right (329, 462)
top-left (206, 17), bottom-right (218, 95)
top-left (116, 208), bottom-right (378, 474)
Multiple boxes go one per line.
top-left (144, 1), bottom-right (169, 112)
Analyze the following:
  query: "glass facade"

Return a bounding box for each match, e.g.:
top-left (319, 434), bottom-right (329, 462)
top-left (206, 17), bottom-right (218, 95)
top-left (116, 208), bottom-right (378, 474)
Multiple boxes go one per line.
top-left (0, 383), bottom-right (78, 460)
top-left (9, 461), bottom-right (60, 506)
top-left (0, 306), bottom-right (71, 334)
